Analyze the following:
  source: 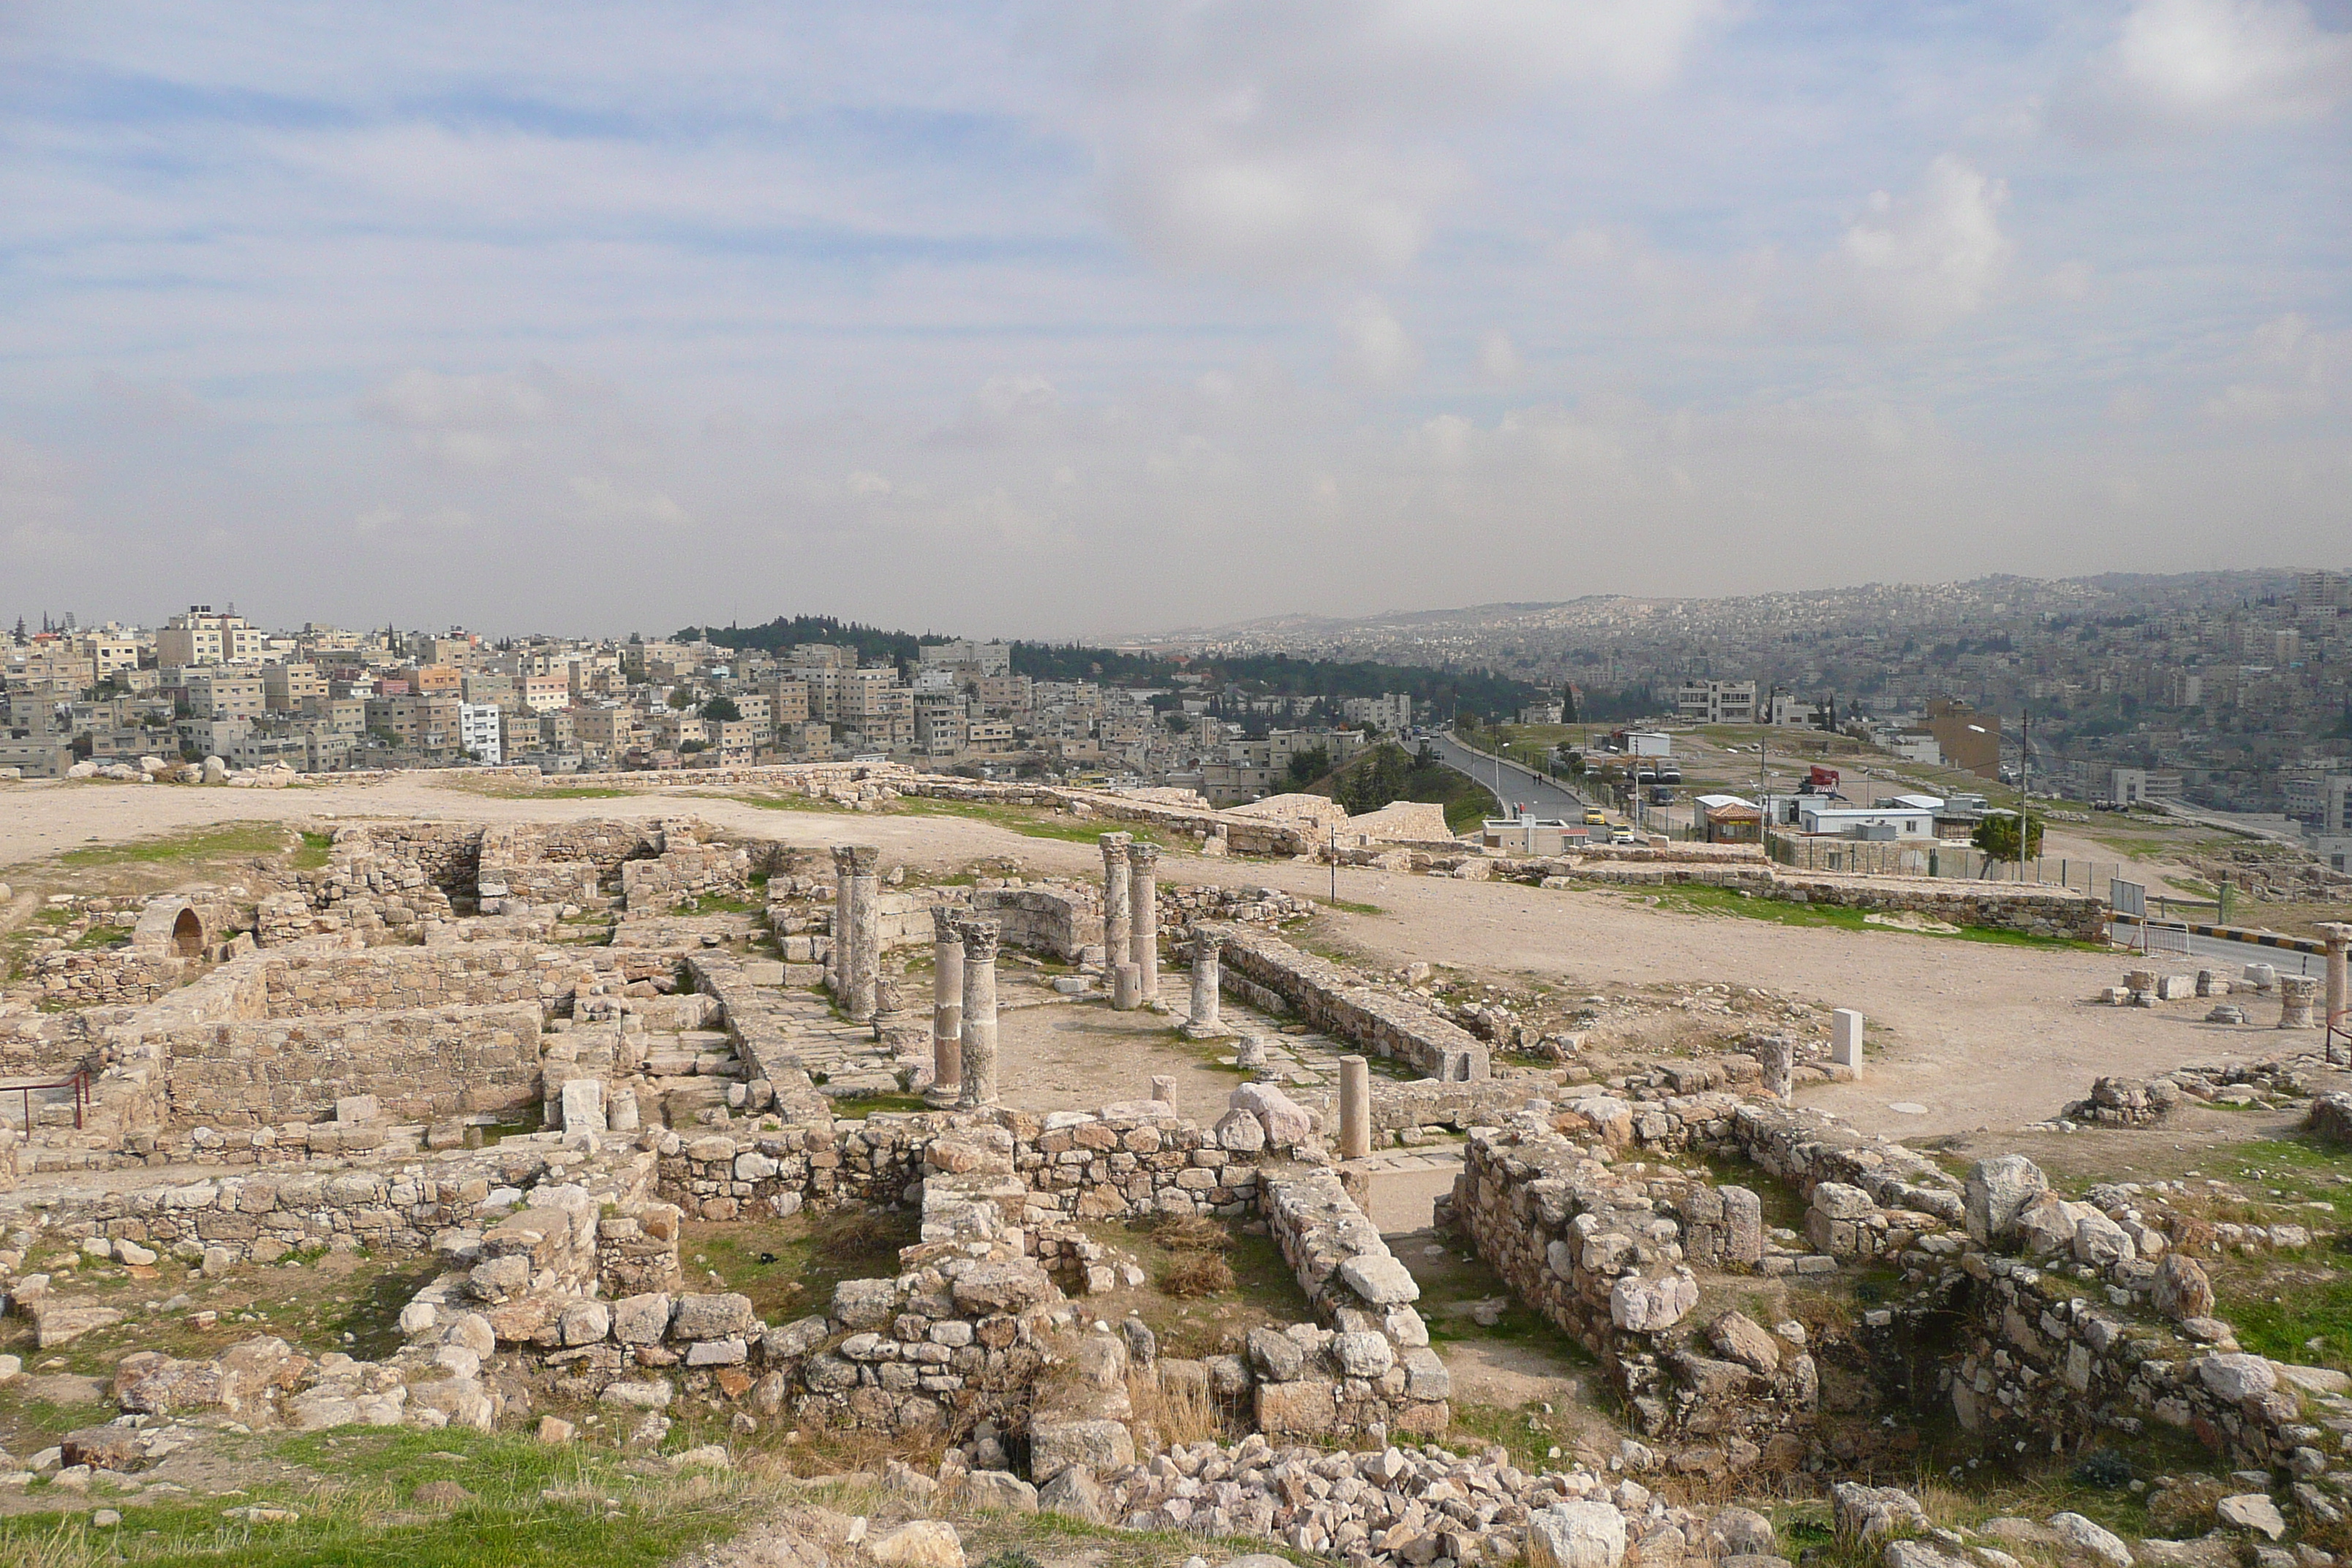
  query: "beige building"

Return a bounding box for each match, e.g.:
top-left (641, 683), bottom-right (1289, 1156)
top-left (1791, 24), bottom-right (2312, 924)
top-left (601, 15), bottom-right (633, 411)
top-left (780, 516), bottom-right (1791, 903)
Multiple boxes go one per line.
top-left (157, 608), bottom-right (267, 667)
top-left (262, 662), bottom-right (325, 710)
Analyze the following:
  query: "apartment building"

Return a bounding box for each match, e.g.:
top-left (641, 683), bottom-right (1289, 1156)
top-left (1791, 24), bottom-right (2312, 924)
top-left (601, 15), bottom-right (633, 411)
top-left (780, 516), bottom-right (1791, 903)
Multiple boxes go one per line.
top-left (183, 669), bottom-right (265, 720)
top-left (459, 702), bottom-right (504, 765)
top-left (157, 607), bottom-right (267, 666)
top-left (262, 662), bottom-right (325, 710)
top-left (1673, 679), bottom-right (1757, 724)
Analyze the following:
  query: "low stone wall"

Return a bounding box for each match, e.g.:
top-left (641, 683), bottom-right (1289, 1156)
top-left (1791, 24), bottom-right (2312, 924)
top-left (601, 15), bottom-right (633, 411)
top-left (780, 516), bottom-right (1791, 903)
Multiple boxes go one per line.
top-left (970, 886), bottom-right (1102, 962)
top-left (160, 1000), bottom-right (543, 1128)
top-left (1009, 1103), bottom-right (1260, 1221)
top-left (18, 946), bottom-right (195, 1009)
top-left (1208, 924), bottom-right (1490, 1082)
top-left (619, 840), bottom-right (753, 912)
top-left (5, 1139), bottom-right (653, 1268)
top-left (1939, 1253), bottom-right (2308, 1471)
top-left (1255, 1164), bottom-right (1450, 1441)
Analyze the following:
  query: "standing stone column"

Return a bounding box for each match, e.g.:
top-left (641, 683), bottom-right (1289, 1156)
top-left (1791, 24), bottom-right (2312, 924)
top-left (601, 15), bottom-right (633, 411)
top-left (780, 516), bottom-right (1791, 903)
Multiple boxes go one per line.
top-left (829, 846), bottom-right (856, 1004)
top-left (845, 845), bottom-right (881, 1021)
top-left (930, 906), bottom-right (964, 1101)
top-left (2319, 924), bottom-right (2352, 1063)
top-left (1183, 932), bottom-right (1225, 1039)
top-left (2280, 974), bottom-right (2319, 1030)
top-left (1100, 833), bottom-right (1132, 979)
top-left (1338, 1055), bottom-right (1371, 1161)
top-left (1758, 1034), bottom-right (1795, 1099)
top-left (1128, 841), bottom-right (1160, 1006)
top-left (957, 920), bottom-right (1000, 1109)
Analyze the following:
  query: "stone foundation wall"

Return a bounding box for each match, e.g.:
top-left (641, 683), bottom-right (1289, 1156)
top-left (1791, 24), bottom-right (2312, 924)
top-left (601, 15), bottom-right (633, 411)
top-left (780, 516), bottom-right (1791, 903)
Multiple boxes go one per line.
top-left (160, 1000), bottom-right (543, 1127)
top-left (1255, 1164), bottom-right (1450, 1441)
top-left (1937, 1252), bottom-right (2310, 1471)
top-left (1207, 924), bottom-right (1491, 1082)
top-left (970, 887), bottom-right (1102, 962)
top-left (619, 842), bottom-right (753, 911)
top-left (9, 1140), bottom-right (652, 1268)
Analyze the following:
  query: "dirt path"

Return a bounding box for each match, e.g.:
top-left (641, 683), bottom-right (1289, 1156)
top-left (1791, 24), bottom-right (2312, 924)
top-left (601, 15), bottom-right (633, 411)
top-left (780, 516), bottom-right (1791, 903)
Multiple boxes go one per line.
top-left (2, 774), bottom-right (2224, 1142)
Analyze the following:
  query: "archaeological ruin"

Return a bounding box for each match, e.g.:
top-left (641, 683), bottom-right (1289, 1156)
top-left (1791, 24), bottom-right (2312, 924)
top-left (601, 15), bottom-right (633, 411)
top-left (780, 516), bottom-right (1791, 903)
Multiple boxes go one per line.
top-left (4, 761), bottom-right (2352, 1568)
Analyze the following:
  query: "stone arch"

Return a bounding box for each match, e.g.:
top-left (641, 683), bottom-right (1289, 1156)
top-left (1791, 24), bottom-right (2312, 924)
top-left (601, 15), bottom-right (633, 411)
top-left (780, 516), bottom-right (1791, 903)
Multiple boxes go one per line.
top-left (171, 907), bottom-right (205, 958)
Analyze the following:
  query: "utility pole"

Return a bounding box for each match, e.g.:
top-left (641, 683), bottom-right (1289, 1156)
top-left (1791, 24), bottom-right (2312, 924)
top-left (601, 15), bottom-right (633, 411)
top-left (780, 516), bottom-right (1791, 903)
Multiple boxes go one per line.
top-left (2018, 707), bottom-right (2032, 883)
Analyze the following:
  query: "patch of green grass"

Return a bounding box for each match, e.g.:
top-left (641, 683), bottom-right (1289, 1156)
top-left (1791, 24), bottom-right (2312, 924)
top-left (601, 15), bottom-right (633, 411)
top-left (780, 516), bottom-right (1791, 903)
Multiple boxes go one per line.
top-left (898, 798), bottom-right (1161, 845)
top-left (0, 1425), bottom-right (761, 1568)
top-left (831, 1093), bottom-right (932, 1119)
top-left (1448, 1399), bottom-right (1607, 1474)
top-left (682, 1206), bottom-right (919, 1323)
top-left (59, 823), bottom-right (291, 867)
top-left (1629, 883), bottom-right (2105, 949)
top-left (68, 924), bottom-right (131, 951)
top-left (291, 830), bottom-right (334, 870)
top-left (2218, 1274), bottom-right (2352, 1368)
top-left (1316, 897), bottom-right (1384, 916)
top-left (725, 791), bottom-right (859, 815)
top-left (683, 892), bottom-right (759, 916)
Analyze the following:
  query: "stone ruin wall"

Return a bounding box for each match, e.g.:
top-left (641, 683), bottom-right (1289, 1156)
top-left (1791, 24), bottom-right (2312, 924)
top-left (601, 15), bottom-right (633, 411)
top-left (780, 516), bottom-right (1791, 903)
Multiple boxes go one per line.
top-left (160, 1000), bottom-right (543, 1128)
top-left (1207, 924), bottom-right (1493, 1082)
top-left (16, 1142), bottom-right (657, 1272)
top-left (1437, 1081), bottom-right (2329, 1475)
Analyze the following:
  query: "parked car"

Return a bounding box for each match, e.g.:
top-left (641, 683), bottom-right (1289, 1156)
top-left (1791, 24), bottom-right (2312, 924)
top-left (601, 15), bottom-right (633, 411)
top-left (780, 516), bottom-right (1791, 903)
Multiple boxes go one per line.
top-left (1583, 807), bottom-right (1606, 825)
top-left (1610, 825), bottom-right (1637, 845)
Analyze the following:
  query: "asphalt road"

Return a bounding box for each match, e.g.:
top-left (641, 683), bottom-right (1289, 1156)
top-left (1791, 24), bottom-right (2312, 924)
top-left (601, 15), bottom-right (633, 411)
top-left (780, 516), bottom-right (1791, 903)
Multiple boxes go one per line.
top-left (2125, 924), bottom-right (2322, 976)
top-left (1426, 731), bottom-right (1596, 822)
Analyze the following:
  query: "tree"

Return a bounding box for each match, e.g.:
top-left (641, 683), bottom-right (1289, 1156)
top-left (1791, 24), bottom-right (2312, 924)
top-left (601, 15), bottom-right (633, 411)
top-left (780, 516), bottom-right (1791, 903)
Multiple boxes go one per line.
top-left (1556, 743), bottom-right (1586, 777)
top-left (1286, 746), bottom-right (1330, 787)
top-left (667, 685), bottom-right (696, 709)
top-left (1561, 682), bottom-right (1579, 724)
top-left (702, 696), bottom-right (742, 723)
top-left (1971, 811), bottom-right (2043, 861)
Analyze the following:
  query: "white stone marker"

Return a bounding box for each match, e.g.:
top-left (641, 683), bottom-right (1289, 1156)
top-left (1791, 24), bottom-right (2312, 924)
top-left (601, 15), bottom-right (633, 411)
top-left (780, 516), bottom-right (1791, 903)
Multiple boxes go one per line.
top-left (1830, 1009), bottom-right (1864, 1078)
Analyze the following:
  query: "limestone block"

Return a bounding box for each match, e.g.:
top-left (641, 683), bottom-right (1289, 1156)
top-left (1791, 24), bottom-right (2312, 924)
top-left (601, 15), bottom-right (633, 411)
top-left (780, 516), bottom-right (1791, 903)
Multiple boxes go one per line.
top-left (559, 1078), bottom-right (606, 1136)
top-left (1609, 1270), bottom-right (1697, 1333)
top-left (612, 1292), bottom-right (673, 1344)
top-left (1338, 1254), bottom-right (1419, 1306)
top-left (335, 1096), bottom-right (381, 1124)
top-left (1526, 1502), bottom-right (1628, 1568)
top-left (1964, 1155), bottom-right (2048, 1245)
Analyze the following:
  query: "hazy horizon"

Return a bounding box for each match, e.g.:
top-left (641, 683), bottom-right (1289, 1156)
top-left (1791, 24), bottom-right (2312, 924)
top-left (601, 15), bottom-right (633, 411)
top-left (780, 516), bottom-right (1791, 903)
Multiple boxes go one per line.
top-left (4, 3), bottom-right (2347, 639)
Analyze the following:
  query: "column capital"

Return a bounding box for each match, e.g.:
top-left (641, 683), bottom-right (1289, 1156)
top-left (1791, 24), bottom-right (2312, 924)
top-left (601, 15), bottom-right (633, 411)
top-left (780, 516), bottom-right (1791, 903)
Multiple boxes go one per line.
top-left (831, 845), bottom-right (857, 872)
top-left (1126, 840), bottom-right (1160, 872)
top-left (1100, 831), bottom-right (1133, 859)
top-left (957, 919), bottom-right (1001, 962)
top-left (846, 844), bottom-right (881, 875)
top-left (2317, 922), bottom-right (2352, 947)
top-left (932, 905), bottom-right (963, 942)
top-left (1193, 930), bottom-right (1223, 960)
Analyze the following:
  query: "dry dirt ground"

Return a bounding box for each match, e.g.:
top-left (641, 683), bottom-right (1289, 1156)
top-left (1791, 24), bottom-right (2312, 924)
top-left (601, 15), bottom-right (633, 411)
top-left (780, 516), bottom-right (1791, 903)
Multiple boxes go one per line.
top-left (2, 774), bottom-right (2323, 1142)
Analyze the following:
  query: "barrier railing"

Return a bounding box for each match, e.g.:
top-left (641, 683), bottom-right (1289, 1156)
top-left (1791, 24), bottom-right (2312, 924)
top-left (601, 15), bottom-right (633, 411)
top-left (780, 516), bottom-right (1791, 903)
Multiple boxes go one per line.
top-left (1, 1068), bottom-right (89, 1131)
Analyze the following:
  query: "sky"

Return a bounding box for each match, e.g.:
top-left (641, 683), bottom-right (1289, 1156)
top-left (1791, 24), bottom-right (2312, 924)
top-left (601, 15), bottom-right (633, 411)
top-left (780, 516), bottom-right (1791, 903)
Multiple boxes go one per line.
top-left (1, 1), bottom-right (2347, 641)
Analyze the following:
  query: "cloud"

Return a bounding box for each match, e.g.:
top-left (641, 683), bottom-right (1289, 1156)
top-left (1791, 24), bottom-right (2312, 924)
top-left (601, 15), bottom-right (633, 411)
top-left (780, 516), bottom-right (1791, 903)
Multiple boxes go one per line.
top-left (1068, 0), bottom-right (1725, 283)
top-left (1336, 297), bottom-right (1421, 387)
top-left (2103, 0), bottom-right (2352, 126)
top-left (362, 369), bottom-right (553, 430)
top-left (1477, 330), bottom-right (1523, 383)
top-left (2205, 312), bottom-right (2351, 419)
top-left (1836, 157), bottom-right (2013, 336)
top-left (566, 475), bottom-right (690, 529)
